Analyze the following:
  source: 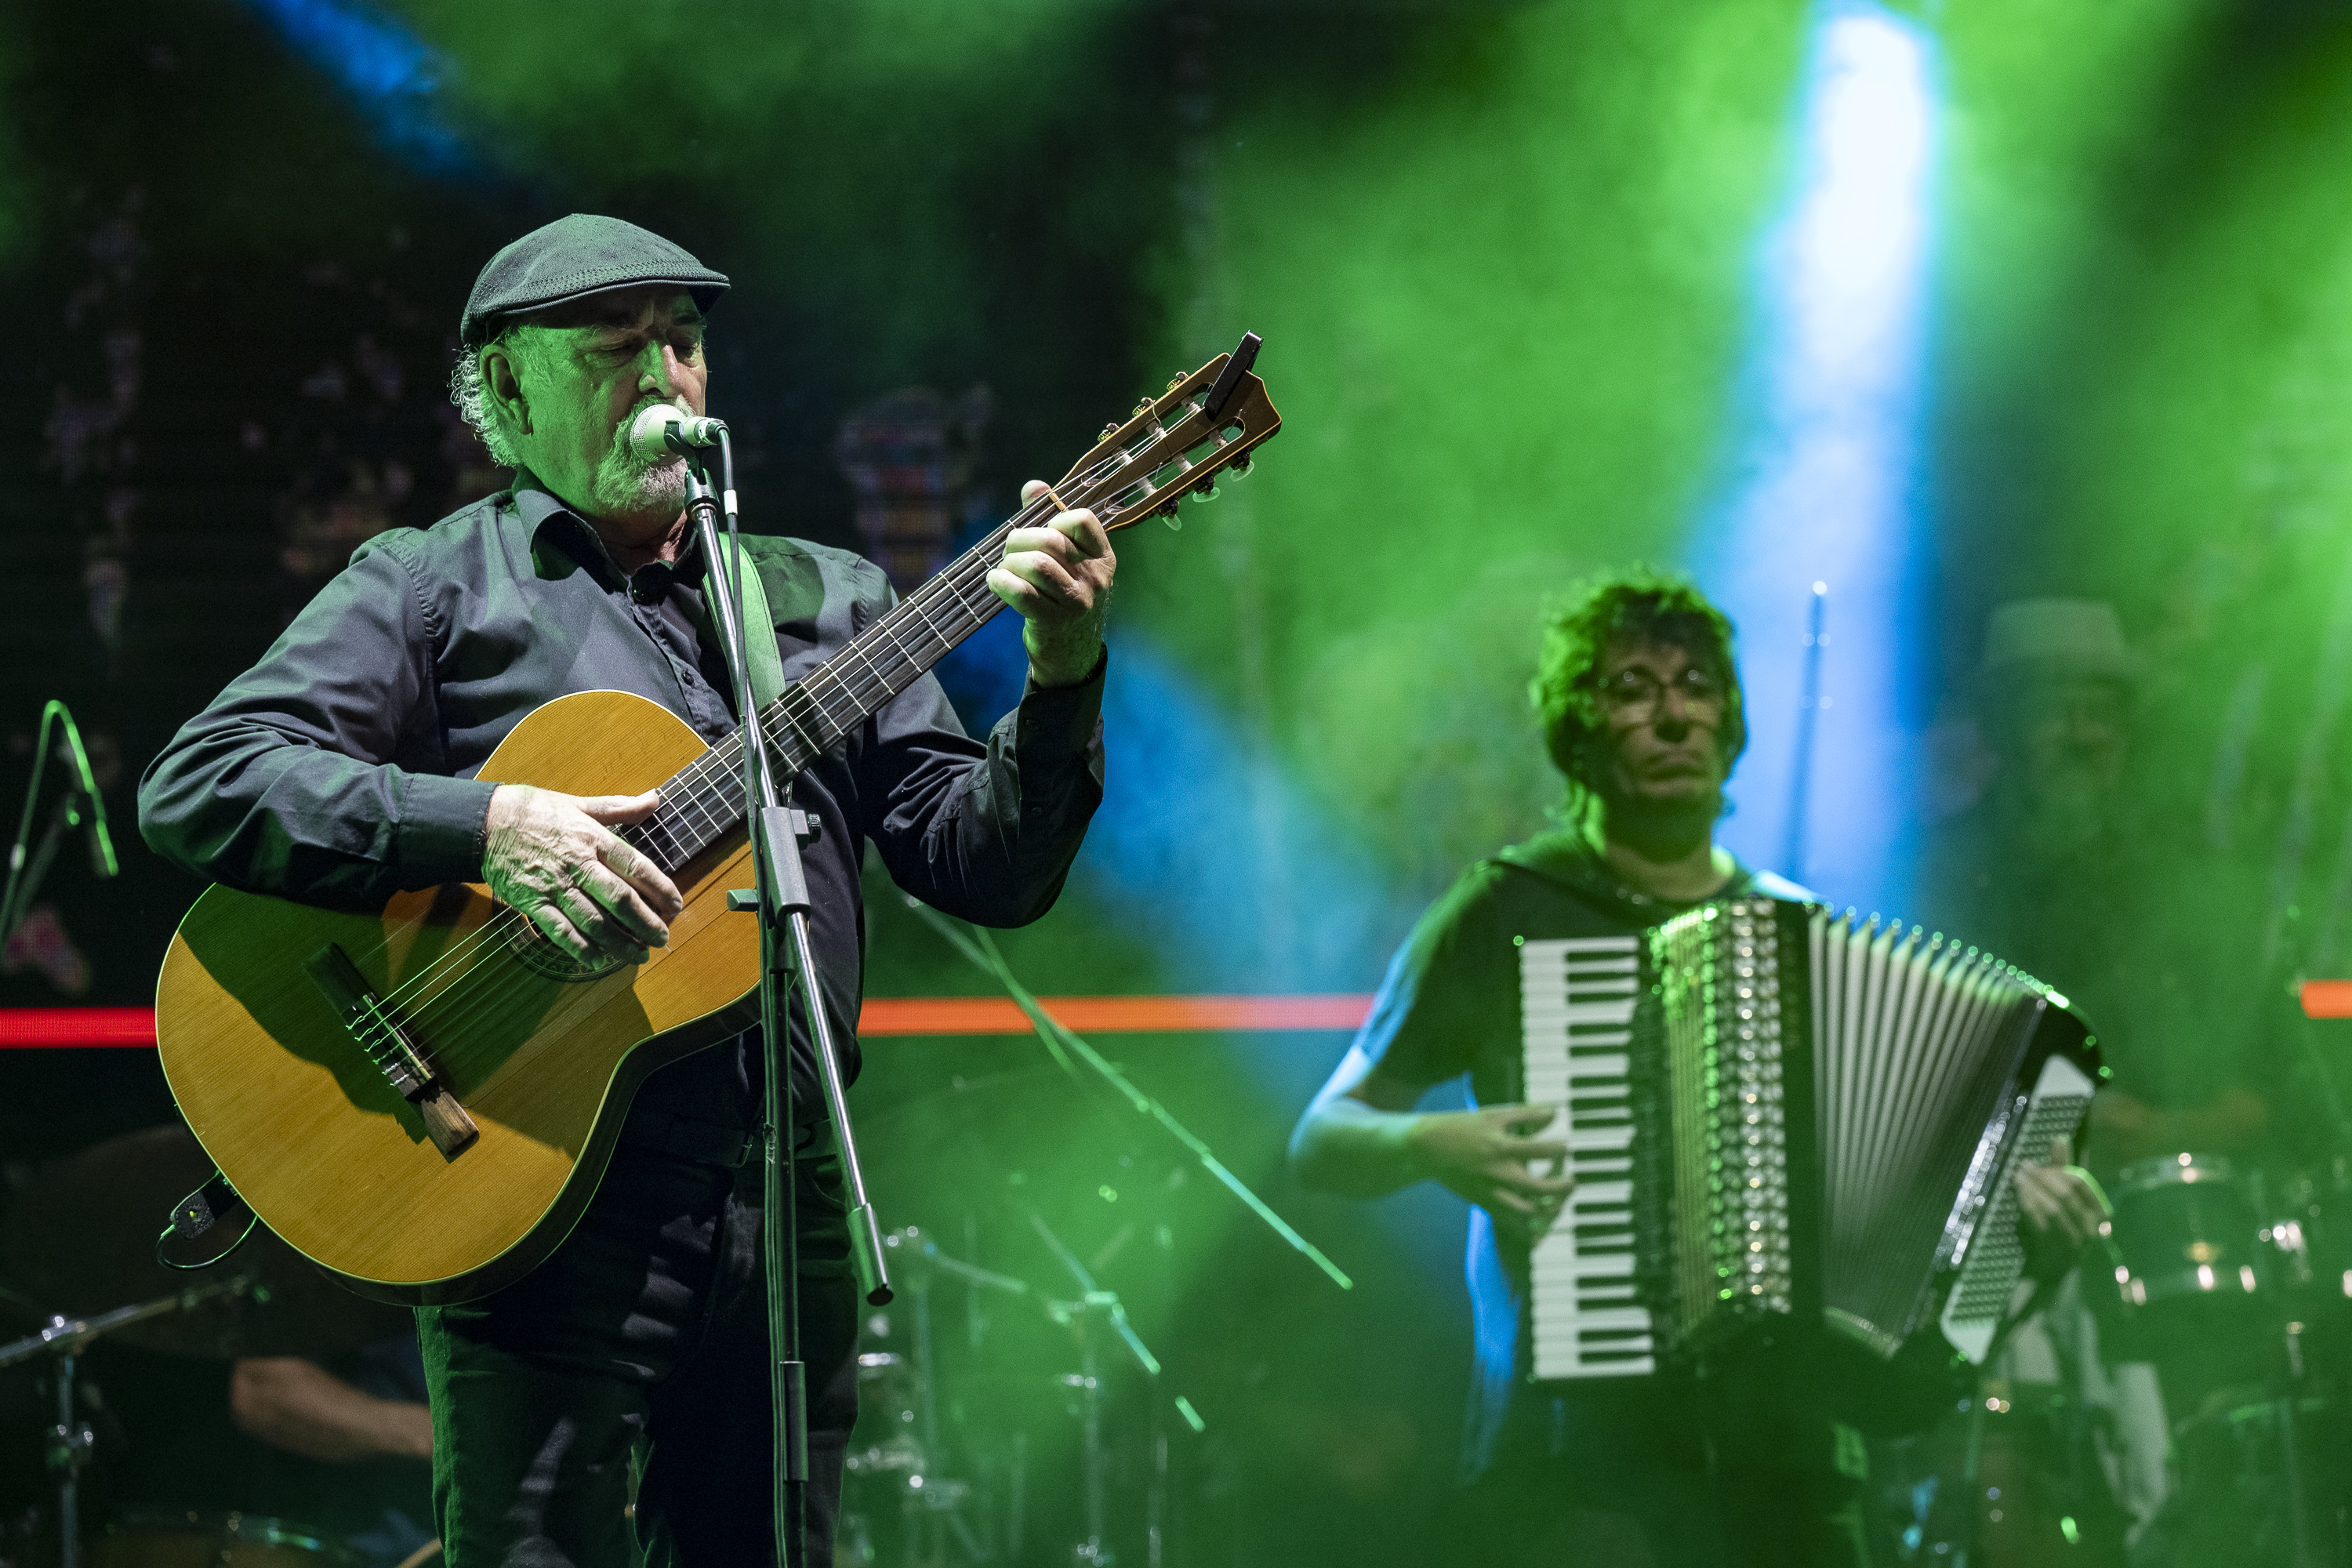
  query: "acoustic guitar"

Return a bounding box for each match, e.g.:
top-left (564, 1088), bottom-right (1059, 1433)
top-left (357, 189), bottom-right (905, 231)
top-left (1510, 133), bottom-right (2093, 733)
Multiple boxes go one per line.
top-left (153, 338), bottom-right (1279, 1305)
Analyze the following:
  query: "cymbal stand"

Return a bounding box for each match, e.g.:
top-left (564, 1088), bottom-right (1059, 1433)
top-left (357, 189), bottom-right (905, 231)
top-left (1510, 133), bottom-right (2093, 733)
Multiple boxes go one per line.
top-left (1030, 1210), bottom-right (1177, 1568)
top-left (0, 1275), bottom-right (254, 1568)
top-left (2273, 1318), bottom-right (2337, 1568)
top-left (1059, 1312), bottom-right (1111, 1568)
top-left (45, 1339), bottom-right (89, 1568)
top-left (877, 1228), bottom-right (1029, 1564)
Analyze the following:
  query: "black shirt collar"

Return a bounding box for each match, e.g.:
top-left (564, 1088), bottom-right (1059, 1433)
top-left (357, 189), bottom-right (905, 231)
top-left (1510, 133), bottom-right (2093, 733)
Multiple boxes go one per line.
top-left (506, 467), bottom-right (701, 593)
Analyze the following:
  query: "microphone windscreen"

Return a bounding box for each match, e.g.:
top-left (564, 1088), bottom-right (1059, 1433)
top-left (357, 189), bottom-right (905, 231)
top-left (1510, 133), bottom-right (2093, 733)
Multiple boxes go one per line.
top-left (627, 404), bottom-right (684, 464)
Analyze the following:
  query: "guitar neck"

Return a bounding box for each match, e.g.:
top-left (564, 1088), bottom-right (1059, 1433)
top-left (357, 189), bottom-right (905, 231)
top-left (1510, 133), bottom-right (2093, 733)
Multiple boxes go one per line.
top-left (619, 517), bottom-right (1022, 873)
top-left (608, 334), bottom-right (1279, 875)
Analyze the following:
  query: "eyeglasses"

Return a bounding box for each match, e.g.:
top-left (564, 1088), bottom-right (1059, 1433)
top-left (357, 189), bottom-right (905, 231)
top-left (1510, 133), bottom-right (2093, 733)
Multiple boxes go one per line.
top-left (1595, 666), bottom-right (1727, 720)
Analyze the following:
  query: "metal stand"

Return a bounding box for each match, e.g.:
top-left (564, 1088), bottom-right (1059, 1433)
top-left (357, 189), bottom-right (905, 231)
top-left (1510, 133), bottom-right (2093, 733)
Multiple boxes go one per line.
top-left (2274, 1318), bottom-right (2334, 1568)
top-left (46, 1347), bottom-right (89, 1568)
top-left (1, 700), bottom-right (118, 944)
top-left (1, 1275), bottom-right (254, 1568)
top-left (872, 1226), bottom-right (1026, 1565)
top-left (1029, 1210), bottom-right (1178, 1568)
top-left (681, 452), bottom-right (891, 1567)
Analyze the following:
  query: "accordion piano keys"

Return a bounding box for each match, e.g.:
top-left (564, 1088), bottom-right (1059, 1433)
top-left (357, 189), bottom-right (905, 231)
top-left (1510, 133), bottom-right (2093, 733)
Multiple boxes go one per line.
top-left (1519, 934), bottom-right (1660, 1379)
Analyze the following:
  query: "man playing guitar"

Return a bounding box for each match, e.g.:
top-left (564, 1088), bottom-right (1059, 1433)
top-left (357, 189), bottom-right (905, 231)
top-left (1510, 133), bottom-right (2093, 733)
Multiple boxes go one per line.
top-left (139, 213), bottom-right (1116, 1566)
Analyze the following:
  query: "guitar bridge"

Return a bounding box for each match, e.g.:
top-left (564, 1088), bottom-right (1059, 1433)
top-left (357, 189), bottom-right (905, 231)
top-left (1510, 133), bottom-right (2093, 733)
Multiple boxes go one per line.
top-left (305, 944), bottom-right (478, 1159)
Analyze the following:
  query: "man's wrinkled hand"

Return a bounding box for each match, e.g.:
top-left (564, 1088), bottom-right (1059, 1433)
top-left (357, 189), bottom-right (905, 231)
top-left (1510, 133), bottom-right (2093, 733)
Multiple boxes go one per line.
top-left (989, 477), bottom-right (1116, 688)
top-left (1409, 1104), bottom-right (1576, 1240)
top-left (2016, 1135), bottom-right (2111, 1283)
top-left (483, 784), bottom-right (684, 965)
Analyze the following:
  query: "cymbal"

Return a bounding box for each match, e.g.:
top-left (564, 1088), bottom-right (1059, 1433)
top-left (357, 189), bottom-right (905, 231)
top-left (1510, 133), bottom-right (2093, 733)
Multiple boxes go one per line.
top-left (0, 1124), bottom-right (412, 1360)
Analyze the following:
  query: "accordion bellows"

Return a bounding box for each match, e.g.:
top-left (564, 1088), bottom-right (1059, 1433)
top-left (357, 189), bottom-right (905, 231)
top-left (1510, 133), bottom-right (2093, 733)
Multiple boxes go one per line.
top-left (1519, 897), bottom-right (2100, 1383)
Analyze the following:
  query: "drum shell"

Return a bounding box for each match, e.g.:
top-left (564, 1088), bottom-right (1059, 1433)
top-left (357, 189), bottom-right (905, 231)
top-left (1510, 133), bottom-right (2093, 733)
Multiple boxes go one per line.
top-left (2108, 1155), bottom-right (2273, 1309)
top-left (85, 1513), bottom-right (357, 1567)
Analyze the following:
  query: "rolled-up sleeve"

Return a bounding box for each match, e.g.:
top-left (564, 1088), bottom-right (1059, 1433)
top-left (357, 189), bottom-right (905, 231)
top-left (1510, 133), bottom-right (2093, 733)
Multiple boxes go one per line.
top-left (138, 535), bottom-right (496, 907)
top-left (861, 645), bottom-right (1106, 928)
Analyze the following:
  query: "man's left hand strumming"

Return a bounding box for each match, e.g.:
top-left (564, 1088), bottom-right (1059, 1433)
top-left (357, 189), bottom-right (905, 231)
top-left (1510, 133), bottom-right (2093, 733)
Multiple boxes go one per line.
top-left (993, 477), bottom-right (1116, 688)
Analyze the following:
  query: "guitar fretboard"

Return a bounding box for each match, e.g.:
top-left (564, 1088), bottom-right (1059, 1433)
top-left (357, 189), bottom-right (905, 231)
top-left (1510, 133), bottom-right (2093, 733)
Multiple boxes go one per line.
top-left (616, 513), bottom-right (1024, 874)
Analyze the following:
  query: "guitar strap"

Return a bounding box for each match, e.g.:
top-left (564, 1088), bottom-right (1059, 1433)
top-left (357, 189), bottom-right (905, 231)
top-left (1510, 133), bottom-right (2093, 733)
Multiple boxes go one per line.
top-left (709, 533), bottom-right (786, 711)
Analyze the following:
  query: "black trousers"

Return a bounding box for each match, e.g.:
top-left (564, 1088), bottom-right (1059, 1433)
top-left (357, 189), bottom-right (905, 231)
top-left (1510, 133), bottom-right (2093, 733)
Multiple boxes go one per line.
top-left (416, 1134), bottom-right (858, 1566)
top-left (1458, 1372), bottom-right (1870, 1568)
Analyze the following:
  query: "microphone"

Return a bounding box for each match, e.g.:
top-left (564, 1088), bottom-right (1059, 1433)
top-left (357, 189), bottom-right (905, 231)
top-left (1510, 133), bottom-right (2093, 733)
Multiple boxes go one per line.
top-left (626, 404), bottom-right (728, 463)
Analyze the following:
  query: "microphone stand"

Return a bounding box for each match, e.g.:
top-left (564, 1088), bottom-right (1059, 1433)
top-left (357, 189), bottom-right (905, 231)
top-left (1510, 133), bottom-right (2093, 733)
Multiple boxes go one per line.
top-left (680, 441), bottom-right (891, 1568)
top-left (2, 701), bottom-right (118, 943)
top-left (905, 903), bottom-right (1353, 1292)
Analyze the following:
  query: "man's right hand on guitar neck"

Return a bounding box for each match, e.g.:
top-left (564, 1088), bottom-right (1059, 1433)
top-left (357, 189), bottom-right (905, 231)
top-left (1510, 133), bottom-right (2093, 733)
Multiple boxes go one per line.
top-left (483, 785), bottom-right (686, 964)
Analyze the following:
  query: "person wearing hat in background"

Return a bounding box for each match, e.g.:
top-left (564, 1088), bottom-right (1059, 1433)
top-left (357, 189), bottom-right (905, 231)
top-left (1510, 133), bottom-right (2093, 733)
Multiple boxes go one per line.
top-left (137, 214), bottom-right (1118, 1566)
top-left (1922, 598), bottom-right (2273, 1163)
top-left (1915, 597), bottom-right (2288, 1558)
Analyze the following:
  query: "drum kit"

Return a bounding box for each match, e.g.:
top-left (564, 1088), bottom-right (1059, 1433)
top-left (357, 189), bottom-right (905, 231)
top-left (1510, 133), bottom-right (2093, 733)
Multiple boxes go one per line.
top-left (1882, 1149), bottom-right (2352, 1566)
top-left (2104, 1151), bottom-right (2352, 1567)
top-left (833, 1065), bottom-right (1219, 1568)
top-left (0, 1127), bottom-right (425, 1568)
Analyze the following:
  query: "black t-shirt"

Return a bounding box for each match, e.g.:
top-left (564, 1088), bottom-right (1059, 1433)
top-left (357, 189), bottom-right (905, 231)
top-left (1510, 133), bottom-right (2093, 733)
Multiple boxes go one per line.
top-left (1355, 829), bottom-right (1809, 1476)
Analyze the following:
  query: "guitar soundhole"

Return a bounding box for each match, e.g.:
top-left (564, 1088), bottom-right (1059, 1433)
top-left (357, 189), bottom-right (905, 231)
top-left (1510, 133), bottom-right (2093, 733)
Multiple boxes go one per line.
top-left (502, 910), bottom-right (629, 983)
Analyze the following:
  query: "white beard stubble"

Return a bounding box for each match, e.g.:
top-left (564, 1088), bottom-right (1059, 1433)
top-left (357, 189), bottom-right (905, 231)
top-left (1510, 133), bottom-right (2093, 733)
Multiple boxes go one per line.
top-left (589, 402), bottom-right (690, 518)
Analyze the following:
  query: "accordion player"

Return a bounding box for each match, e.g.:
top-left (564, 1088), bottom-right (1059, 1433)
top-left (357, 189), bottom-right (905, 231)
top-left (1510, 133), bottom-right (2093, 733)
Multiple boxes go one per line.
top-left (1520, 895), bottom-right (2103, 1385)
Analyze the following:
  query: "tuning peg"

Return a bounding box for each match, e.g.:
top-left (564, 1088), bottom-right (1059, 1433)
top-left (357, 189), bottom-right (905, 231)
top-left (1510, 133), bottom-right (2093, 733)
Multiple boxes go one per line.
top-left (1187, 482), bottom-right (1220, 504)
top-left (1159, 501), bottom-right (1183, 531)
top-left (1226, 456), bottom-right (1253, 480)
top-left (1098, 422), bottom-right (1119, 441)
top-left (1167, 372), bottom-right (1185, 390)
top-left (1133, 396), bottom-right (1156, 416)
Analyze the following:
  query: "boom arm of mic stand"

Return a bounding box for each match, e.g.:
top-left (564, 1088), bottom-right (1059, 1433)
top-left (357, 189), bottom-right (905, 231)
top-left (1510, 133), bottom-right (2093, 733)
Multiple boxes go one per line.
top-left (905, 899), bottom-right (1353, 1292)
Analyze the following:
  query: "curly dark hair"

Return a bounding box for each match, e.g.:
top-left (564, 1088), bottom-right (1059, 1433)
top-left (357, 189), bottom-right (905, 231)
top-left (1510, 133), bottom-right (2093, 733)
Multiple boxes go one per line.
top-left (1528, 565), bottom-right (1747, 812)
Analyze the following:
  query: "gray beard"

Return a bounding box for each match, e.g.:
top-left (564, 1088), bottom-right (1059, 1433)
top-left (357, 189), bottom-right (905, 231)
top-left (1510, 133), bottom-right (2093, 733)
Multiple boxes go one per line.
top-left (585, 403), bottom-right (690, 519)
top-left (589, 447), bottom-right (687, 518)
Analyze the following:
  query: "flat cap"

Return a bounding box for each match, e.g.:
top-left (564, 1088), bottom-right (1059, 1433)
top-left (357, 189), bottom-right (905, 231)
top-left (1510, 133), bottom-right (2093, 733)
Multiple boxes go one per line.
top-left (460, 213), bottom-right (728, 347)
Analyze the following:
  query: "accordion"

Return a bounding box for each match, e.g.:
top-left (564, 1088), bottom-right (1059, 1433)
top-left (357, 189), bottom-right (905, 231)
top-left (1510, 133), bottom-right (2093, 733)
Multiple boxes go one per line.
top-left (1519, 896), bottom-right (2100, 1382)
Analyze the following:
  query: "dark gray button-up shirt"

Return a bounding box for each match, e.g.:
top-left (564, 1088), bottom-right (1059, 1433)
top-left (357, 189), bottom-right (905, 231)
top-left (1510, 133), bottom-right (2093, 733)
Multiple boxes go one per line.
top-left (139, 474), bottom-right (1105, 1130)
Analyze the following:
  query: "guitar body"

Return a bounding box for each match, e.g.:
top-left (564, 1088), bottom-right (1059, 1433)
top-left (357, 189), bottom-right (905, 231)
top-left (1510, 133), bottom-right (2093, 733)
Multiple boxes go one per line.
top-left (155, 691), bottom-right (760, 1305)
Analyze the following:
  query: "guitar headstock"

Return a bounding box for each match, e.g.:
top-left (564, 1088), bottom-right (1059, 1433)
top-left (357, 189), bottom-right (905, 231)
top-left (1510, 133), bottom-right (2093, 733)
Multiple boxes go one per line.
top-left (1056, 332), bottom-right (1280, 532)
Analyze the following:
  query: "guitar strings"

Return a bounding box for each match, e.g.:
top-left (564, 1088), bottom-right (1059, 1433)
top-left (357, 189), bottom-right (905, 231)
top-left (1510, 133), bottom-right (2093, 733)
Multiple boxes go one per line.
top-left (341, 433), bottom-right (1147, 1022)
top-left (340, 409), bottom-right (1241, 1038)
top-left (345, 489), bottom-right (1057, 1031)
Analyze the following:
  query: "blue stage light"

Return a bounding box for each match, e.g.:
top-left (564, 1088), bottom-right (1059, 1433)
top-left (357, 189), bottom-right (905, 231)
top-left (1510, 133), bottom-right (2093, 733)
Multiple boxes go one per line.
top-left (1691, 2), bottom-right (1938, 915)
top-left (239, 0), bottom-right (467, 174)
